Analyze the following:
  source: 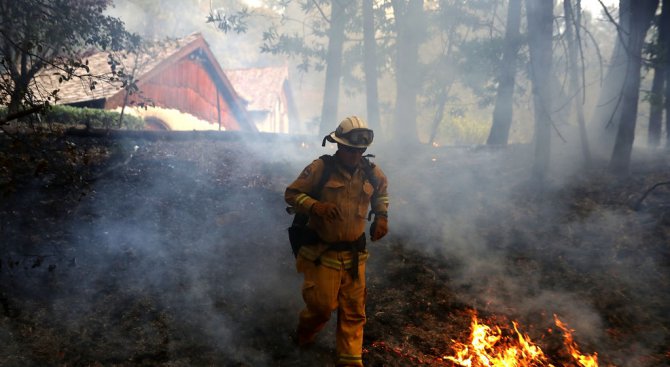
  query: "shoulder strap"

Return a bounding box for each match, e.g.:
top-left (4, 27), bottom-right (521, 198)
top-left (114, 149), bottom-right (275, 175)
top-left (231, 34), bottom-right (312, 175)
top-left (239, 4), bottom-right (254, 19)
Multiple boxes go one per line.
top-left (361, 156), bottom-right (382, 221)
top-left (310, 154), bottom-right (376, 199)
top-left (290, 155), bottom-right (335, 227)
top-left (311, 154), bottom-right (336, 200)
top-left (361, 156), bottom-right (379, 189)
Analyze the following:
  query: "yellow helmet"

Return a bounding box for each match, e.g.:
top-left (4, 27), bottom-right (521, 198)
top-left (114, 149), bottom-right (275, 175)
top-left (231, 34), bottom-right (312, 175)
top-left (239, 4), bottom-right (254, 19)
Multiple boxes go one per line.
top-left (322, 116), bottom-right (374, 148)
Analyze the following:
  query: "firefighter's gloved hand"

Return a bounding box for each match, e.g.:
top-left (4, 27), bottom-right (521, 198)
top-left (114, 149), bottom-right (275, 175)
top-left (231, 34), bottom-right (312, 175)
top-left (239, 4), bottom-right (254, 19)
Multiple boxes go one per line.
top-left (370, 216), bottom-right (388, 241)
top-left (311, 201), bottom-right (342, 220)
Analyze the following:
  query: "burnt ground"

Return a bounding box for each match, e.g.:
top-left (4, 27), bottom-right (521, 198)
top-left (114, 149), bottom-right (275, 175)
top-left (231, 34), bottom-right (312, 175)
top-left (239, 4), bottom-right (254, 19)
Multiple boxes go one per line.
top-left (0, 130), bottom-right (669, 367)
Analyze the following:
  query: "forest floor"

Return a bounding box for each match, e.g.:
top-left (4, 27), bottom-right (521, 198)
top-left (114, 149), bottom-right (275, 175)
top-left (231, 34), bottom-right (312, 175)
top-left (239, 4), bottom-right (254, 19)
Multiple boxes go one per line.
top-left (0, 130), bottom-right (668, 367)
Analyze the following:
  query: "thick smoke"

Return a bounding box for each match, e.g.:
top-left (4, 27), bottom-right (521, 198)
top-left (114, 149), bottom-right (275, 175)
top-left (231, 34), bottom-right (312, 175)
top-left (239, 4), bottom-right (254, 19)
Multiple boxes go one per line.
top-left (373, 139), bottom-right (668, 366)
top-left (0, 136), bottom-right (320, 365)
top-left (1, 1), bottom-right (665, 366)
top-left (1, 132), bottom-right (666, 366)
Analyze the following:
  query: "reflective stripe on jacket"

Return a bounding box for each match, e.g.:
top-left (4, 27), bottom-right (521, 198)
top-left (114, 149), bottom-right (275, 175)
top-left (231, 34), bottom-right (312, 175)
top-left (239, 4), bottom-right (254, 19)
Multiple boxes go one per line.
top-left (284, 155), bottom-right (389, 244)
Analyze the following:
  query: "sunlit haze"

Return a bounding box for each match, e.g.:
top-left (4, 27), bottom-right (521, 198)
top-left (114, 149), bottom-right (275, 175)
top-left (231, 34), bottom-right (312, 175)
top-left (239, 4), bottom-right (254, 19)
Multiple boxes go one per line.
top-left (581, 0), bottom-right (618, 15)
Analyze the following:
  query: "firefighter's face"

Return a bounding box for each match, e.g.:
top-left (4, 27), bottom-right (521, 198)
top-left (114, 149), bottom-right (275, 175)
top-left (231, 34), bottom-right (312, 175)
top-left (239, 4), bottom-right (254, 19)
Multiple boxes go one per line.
top-left (337, 144), bottom-right (366, 168)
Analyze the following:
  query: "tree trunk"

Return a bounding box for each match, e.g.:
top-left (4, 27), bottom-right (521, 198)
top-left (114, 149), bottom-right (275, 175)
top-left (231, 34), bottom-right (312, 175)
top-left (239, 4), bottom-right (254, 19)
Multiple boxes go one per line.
top-left (7, 72), bottom-right (33, 116)
top-left (525, 0), bottom-right (554, 182)
top-left (362, 0), bottom-right (381, 133)
top-left (610, 0), bottom-right (659, 174)
top-left (487, 0), bottom-right (522, 146)
top-left (428, 3), bottom-right (471, 145)
top-left (7, 48), bottom-right (37, 116)
top-left (564, 0), bottom-right (592, 164)
top-left (428, 82), bottom-right (453, 145)
top-left (319, 1), bottom-right (346, 136)
top-left (391, 0), bottom-right (424, 146)
top-left (666, 46), bottom-right (670, 148)
top-left (589, 0), bottom-right (631, 155)
top-left (647, 0), bottom-right (669, 147)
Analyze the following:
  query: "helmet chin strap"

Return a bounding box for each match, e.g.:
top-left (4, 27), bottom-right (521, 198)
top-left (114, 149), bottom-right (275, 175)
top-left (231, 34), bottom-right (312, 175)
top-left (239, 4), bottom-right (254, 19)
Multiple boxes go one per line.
top-left (322, 134), bottom-right (335, 147)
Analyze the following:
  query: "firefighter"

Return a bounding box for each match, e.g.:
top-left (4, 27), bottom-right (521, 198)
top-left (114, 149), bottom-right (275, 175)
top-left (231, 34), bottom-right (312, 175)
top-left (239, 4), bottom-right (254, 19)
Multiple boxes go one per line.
top-left (285, 116), bottom-right (389, 366)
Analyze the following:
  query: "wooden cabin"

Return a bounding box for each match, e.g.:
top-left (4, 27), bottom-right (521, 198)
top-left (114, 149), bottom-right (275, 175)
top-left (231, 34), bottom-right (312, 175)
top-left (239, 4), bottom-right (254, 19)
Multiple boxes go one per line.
top-left (225, 66), bottom-right (300, 134)
top-left (39, 33), bottom-right (256, 132)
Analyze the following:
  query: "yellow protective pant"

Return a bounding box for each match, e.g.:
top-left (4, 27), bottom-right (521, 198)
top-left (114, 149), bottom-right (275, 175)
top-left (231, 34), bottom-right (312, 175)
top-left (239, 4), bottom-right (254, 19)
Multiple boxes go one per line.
top-left (296, 251), bottom-right (366, 367)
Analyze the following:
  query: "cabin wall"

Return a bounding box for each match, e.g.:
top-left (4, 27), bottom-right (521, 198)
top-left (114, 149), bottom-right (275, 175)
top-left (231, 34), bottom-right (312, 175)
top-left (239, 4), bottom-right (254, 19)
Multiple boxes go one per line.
top-left (253, 93), bottom-right (289, 134)
top-left (105, 58), bottom-right (242, 131)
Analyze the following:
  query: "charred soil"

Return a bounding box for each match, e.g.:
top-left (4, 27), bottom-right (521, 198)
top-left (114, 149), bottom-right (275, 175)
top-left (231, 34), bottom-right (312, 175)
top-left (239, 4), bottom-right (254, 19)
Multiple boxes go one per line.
top-left (0, 131), bottom-right (668, 367)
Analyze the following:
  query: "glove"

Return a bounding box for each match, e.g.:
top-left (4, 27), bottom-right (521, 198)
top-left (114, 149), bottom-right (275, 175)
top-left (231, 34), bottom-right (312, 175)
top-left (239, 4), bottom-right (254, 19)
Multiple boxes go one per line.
top-left (311, 201), bottom-right (342, 220)
top-left (370, 216), bottom-right (388, 241)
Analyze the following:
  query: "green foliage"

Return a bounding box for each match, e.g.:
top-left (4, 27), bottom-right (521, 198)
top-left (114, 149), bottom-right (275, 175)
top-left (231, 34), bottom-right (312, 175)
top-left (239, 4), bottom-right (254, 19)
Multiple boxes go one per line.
top-left (261, 27), bottom-right (326, 72)
top-left (424, 113), bottom-right (491, 146)
top-left (0, 0), bottom-right (140, 118)
top-left (206, 7), bottom-right (251, 34)
top-left (456, 37), bottom-right (505, 104)
top-left (49, 106), bottom-right (144, 130)
top-left (258, 0), bottom-right (358, 73)
top-left (0, 106), bottom-right (144, 130)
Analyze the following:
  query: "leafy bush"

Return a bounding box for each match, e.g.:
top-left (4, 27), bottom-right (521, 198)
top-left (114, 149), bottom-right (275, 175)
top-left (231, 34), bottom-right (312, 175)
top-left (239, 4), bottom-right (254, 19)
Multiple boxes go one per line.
top-left (0, 105), bottom-right (144, 130)
top-left (44, 105), bottom-right (144, 129)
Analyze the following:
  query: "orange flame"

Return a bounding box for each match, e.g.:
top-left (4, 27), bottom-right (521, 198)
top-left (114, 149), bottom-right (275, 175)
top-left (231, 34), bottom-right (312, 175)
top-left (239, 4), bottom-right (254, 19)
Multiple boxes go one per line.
top-left (443, 313), bottom-right (605, 367)
top-left (554, 315), bottom-right (599, 367)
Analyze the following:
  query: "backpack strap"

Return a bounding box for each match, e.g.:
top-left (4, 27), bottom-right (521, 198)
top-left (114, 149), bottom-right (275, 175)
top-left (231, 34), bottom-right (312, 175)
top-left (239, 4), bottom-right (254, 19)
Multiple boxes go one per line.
top-left (312, 154), bottom-right (336, 200)
top-left (361, 156), bottom-right (383, 221)
top-left (294, 154), bottom-right (376, 223)
top-left (361, 156), bottom-right (379, 189)
top-left (290, 155), bottom-right (335, 227)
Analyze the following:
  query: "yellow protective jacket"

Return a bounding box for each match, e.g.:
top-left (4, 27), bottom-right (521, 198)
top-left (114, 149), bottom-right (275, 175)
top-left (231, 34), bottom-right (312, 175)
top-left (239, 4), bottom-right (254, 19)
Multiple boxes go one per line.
top-left (285, 155), bottom-right (389, 264)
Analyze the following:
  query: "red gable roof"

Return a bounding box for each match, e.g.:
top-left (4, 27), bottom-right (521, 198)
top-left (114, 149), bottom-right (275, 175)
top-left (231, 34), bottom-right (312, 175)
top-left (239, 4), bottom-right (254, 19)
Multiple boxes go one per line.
top-left (37, 33), bottom-right (256, 132)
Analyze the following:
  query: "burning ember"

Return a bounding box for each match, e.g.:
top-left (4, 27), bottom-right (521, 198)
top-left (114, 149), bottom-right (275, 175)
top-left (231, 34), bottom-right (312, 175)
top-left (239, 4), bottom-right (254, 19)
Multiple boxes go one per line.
top-left (443, 313), bottom-right (602, 367)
